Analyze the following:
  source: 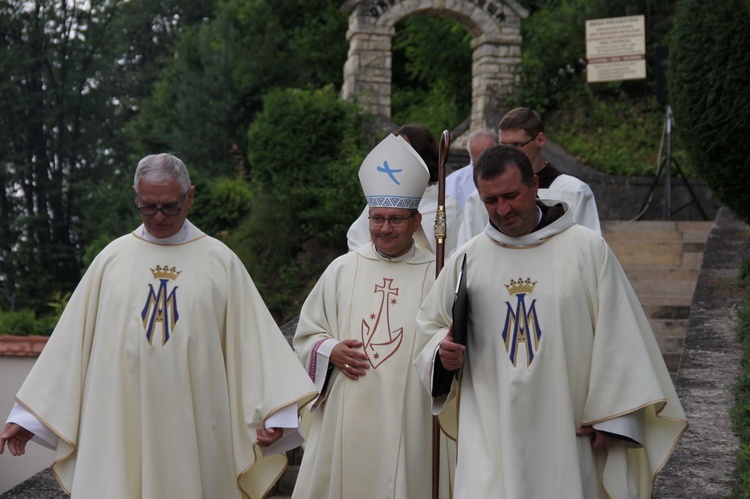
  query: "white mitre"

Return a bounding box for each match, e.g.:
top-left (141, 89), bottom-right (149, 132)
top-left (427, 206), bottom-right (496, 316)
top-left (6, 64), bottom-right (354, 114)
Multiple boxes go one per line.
top-left (358, 134), bottom-right (430, 208)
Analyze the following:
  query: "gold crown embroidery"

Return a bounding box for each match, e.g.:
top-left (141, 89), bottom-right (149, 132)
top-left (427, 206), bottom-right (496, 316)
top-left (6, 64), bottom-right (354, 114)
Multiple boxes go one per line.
top-left (150, 265), bottom-right (181, 281)
top-left (505, 277), bottom-right (537, 295)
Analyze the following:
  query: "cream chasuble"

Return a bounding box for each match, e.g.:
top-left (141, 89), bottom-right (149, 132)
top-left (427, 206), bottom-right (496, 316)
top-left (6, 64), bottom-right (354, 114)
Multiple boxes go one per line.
top-left (293, 243), bottom-right (454, 499)
top-left (415, 205), bottom-right (687, 499)
top-left (15, 224), bottom-right (317, 498)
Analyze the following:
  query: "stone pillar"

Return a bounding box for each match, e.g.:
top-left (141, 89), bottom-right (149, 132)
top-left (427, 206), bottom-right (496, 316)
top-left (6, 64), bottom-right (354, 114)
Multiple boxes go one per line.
top-left (470, 21), bottom-right (523, 131)
top-left (341, 23), bottom-right (395, 118)
top-left (341, 0), bottom-right (528, 129)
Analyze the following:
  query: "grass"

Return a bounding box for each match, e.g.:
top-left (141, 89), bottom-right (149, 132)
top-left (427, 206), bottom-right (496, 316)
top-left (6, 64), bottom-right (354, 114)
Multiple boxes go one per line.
top-left (546, 94), bottom-right (695, 178)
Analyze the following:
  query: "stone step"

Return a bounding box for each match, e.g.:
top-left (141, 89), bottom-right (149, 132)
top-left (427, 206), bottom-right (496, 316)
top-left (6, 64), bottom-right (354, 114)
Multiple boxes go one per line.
top-left (607, 236), bottom-right (708, 249)
top-left (641, 304), bottom-right (691, 320)
top-left (603, 227), bottom-right (685, 242)
top-left (602, 222), bottom-right (712, 249)
top-left (662, 352), bottom-right (682, 374)
top-left (649, 318), bottom-right (689, 340)
top-left (635, 294), bottom-right (694, 307)
top-left (601, 220), bottom-right (713, 234)
top-left (630, 279), bottom-right (697, 298)
top-left (622, 267), bottom-right (700, 282)
top-left (601, 219), bottom-right (713, 376)
top-left (611, 243), bottom-right (685, 267)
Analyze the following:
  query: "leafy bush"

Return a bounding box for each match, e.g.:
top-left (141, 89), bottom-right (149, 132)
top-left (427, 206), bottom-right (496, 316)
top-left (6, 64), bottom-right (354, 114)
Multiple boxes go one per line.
top-left (391, 15), bottom-right (472, 135)
top-left (0, 291), bottom-right (69, 336)
top-left (514, 0), bottom-right (679, 114)
top-left (235, 86), bottom-right (372, 322)
top-left (669, 0), bottom-right (750, 225)
top-left (547, 93), bottom-right (694, 176)
top-left (0, 309), bottom-right (54, 337)
top-left (190, 175), bottom-right (253, 237)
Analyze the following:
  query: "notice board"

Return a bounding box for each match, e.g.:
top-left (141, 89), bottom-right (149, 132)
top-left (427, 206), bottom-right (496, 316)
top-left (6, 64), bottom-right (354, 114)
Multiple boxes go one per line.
top-left (586, 15), bottom-right (646, 83)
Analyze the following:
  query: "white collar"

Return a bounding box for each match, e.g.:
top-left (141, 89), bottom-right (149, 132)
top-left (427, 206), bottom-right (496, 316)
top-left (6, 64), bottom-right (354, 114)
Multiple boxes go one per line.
top-left (484, 200), bottom-right (575, 247)
top-left (136, 220), bottom-right (195, 244)
top-left (374, 242), bottom-right (417, 262)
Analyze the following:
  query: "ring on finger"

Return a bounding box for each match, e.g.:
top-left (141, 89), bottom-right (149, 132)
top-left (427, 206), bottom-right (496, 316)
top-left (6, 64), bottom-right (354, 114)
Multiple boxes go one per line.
top-left (344, 364), bottom-right (350, 369)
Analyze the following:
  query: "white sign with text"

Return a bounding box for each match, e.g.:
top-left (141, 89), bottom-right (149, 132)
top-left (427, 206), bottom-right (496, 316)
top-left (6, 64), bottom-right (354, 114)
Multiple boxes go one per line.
top-left (586, 15), bottom-right (646, 83)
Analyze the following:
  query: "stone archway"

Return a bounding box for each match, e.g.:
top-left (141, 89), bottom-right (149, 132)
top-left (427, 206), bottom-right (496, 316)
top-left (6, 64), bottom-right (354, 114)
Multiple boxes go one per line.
top-left (340, 0), bottom-right (528, 136)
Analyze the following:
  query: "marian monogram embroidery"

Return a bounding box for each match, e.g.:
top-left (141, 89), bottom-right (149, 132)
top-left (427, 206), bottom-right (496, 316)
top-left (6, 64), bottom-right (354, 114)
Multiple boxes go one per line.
top-left (141, 265), bottom-right (181, 346)
top-left (361, 278), bottom-right (403, 369)
top-left (501, 277), bottom-right (542, 367)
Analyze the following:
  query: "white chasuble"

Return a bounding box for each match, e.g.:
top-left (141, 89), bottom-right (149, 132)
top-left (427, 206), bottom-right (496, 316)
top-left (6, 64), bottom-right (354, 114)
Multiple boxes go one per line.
top-left (15, 225), bottom-right (317, 498)
top-left (293, 243), bottom-right (454, 499)
top-left (415, 206), bottom-right (687, 499)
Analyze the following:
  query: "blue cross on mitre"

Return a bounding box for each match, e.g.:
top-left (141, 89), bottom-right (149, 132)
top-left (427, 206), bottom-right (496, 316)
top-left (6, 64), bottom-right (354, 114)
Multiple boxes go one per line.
top-left (377, 160), bottom-right (403, 185)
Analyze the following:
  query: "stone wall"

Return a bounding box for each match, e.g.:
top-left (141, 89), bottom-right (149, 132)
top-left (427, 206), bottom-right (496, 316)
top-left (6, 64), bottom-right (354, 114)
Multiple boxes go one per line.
top-left (341, 0), bottom-right (529, 132)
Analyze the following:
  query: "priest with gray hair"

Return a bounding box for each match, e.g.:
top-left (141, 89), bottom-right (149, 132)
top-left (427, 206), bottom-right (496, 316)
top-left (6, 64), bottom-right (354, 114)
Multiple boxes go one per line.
top-left (1, 153), bottom-right (317, 498)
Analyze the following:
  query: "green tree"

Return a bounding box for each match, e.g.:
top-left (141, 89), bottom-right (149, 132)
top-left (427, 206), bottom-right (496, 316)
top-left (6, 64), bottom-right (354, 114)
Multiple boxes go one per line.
top-left (128, 0), bottom-right (349, 179)
top-left (514, 0), bottom-right (680, 113)
top-left (668, 0), bottom-right (750, 224)
top-left (189, 175), bottom-right (253, 237)
top-left (392, 15), bottom-right (472, 135)
top-left (0, 0), bottom-right (125, 311)
top-left (0, 0), bottom-right (217, 312)
top-left (233, 86), bottom-right (371, 322)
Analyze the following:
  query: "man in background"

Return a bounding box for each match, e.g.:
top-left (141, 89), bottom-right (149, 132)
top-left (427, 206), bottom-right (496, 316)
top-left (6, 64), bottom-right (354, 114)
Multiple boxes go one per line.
top-left (458, 108), bottom-right (600, 245)
top-left (445, 128), bottom-right (497, 211)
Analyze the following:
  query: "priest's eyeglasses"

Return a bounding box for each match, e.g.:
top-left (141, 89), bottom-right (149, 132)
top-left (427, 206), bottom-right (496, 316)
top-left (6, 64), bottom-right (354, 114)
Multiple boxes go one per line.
top-left (136, 191), bottom-right (189, 217)
top-left (501, 132), bottom-right (539, 148)
top-left (368, 214), bottom-right (416, 227)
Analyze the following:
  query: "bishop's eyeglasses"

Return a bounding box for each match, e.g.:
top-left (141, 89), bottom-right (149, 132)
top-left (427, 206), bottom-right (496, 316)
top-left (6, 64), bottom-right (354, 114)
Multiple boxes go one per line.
top-left (368, 214), bottom-right (416, 228)
top-left (136, 191), bottom-right (189, 217)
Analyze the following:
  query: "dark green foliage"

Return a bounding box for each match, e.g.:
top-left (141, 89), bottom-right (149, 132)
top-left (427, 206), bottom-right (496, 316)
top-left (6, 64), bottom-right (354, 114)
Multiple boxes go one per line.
top-left (513, 0), bottom-right (679, 114)
top-left (0, 0), bottom-right (215, 313)
top-left (392, 15), bottom-right (472, 135)
top-left (510, 0), bottom-right (688, 177)
top-left (547, 94), bottom-right (693, 176)
top-left (126, 9), bottom-right (244, 177)
top-left (128, 0), bottom-right (349, 178)
top-left (0, 0), bottom-right (124, 312)
top-left (668, 0), bottom-right (750, 225)
top-left (189, 175), bottom-right (253, 237)
top-left (0, 309), bottom-right (54, 337)
top-left (0, 291), bottom-right (68, 336)
top-left (512, 0), bottom-right (590, 114)
top-left (235, 86), bottom-right (371, 322)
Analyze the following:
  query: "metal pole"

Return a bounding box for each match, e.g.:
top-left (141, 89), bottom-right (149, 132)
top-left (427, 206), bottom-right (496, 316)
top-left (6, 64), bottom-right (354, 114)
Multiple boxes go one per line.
top-left (663, 105), bottom-right (673, 219)
top-left (432, 130), bottom-right (450, 499)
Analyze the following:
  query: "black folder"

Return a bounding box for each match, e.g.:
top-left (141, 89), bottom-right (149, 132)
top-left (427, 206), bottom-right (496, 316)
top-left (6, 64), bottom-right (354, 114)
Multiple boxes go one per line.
top-left (451, 253), bottom-right (468, 347)
top-left (431, 254), bottom-right (468, 397)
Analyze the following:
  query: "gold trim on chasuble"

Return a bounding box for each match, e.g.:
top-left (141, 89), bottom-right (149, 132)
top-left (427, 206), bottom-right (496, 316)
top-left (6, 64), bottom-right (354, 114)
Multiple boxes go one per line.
top-left (141, 264), bottom-right (182, 346)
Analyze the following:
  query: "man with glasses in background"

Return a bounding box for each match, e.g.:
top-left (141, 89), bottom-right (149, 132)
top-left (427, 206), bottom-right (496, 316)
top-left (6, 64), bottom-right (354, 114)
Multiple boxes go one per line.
top-left (458, 107), bottom-right (601, 245)
top-left (1, 153), bottom-right (317, 498)
top-left (292, 134), bottom-right (453, 498)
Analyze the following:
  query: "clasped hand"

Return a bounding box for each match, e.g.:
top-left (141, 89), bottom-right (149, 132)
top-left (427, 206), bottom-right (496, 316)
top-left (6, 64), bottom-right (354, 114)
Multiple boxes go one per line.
top-left (330, 339), bottom-right (370, 380)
